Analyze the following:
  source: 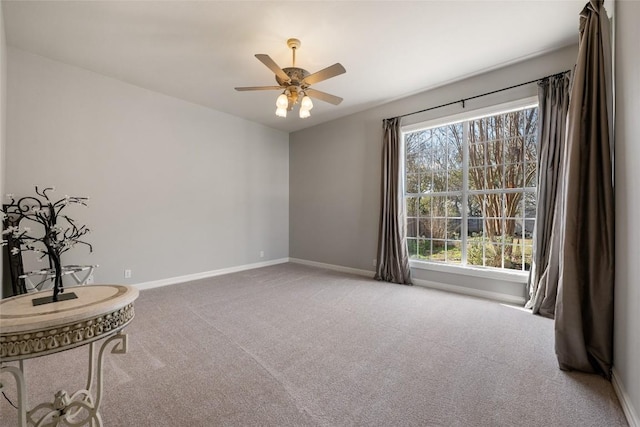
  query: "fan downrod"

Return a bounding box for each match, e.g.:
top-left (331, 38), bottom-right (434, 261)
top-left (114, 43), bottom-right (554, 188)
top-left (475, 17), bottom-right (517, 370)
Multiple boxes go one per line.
top-left (287, 38), bottom-right (301, 68)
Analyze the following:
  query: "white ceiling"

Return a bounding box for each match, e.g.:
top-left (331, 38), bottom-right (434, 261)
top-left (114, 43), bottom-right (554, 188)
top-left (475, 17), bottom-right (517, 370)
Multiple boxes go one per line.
top-left (2, 0), bottom-right (586, 133)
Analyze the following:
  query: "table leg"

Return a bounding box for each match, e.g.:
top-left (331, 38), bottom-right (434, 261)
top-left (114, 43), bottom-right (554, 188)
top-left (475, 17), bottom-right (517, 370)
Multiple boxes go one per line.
top-left (1, 331), bottom-right (128, 426)
top-left (0, 361), bottom-right (28, 427)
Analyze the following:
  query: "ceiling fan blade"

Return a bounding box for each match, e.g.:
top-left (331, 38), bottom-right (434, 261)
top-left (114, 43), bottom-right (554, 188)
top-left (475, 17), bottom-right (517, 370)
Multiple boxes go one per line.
top-left (255, 54), bottom-right (290, 83)
top-left (305, 88), bottom-right (343, 105)
top-left (302, 63), bottom-right (346, 86)
top-left (235, 86), bottom-right (283, 91)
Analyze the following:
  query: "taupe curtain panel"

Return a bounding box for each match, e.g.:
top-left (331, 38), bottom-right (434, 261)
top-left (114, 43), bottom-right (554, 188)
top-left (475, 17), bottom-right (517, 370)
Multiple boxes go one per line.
top-left (555, 0), bottom-right (614, 378)
top-left (526, 73), bottom-right (571, 317)
top-left (375, 118), bottom-right (412, 285)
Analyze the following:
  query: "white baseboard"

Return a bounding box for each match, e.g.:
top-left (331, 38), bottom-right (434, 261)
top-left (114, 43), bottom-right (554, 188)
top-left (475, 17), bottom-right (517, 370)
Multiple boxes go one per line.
top-left (288, 258), bottom-right (525, 305)
top-left (412, 277), bottom-right (526, 305)
top-left (288, 258), bottom-right (375, 278)
top-left (134, 258), bottom-right (290, 291)
top-left (135, 257), bottom-right (524, 305)
top-left (612, 367), bottom-right (640, 427)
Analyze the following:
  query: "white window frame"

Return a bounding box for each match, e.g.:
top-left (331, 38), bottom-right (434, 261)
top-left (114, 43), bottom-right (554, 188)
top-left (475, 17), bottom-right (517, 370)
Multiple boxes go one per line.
top-left (402, 96), bottom-right (538, 282)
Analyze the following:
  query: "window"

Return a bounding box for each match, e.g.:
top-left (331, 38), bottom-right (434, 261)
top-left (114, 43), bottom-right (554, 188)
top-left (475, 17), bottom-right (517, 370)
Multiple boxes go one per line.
top-left (404, 100), bottom-right (538, 272)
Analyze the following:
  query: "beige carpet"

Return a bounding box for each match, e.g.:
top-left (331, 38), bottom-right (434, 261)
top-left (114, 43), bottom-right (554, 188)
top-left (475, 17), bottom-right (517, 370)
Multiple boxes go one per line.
top-left (0, 263), bottom-right (628, 426)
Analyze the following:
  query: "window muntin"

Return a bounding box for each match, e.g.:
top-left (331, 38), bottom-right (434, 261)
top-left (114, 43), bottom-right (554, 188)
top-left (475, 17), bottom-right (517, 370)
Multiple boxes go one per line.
top-left (404, 103), bottom-right (538, 272)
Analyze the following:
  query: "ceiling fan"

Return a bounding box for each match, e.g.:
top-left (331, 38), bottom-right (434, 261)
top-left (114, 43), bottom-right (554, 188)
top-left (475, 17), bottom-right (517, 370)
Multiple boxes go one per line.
top-left (235, 38), bottom-right (346, 118)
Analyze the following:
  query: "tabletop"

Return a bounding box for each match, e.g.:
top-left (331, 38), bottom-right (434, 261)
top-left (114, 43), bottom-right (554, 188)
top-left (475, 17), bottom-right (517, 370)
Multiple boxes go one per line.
top-left (0, 285), bottom-right (139, 362)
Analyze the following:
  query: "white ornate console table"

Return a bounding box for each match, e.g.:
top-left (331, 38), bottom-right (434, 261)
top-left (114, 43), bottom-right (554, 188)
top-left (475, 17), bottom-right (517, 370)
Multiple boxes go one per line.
top-left (0, 285), bottom-right (139, 426)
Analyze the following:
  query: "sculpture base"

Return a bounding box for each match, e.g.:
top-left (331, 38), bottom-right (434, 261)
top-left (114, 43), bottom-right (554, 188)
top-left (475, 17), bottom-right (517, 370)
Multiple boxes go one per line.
top-left (32, 292), bottom-right (78, 306)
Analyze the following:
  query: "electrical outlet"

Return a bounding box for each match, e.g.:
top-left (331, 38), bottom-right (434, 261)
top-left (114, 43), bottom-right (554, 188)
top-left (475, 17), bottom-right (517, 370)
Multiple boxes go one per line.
top-left (86, 274), bottom-right (94, 285)
top-left (259, 251), bottom-right (264, 258)
top-left (124, 269), bottom-right (132, 279)
top-left (372, 258), bottom-right (377, 267)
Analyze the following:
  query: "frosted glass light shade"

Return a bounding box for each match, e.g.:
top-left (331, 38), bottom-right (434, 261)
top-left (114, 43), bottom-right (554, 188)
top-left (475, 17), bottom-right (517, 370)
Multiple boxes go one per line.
top-left (276, 94), bottom-right (289, 109)
top-left (276, 107), bottom-right (287, 117)
top-left (301, 95), bottom-right (313, 110)
top-left (299, 108), bottom-right (311, 118)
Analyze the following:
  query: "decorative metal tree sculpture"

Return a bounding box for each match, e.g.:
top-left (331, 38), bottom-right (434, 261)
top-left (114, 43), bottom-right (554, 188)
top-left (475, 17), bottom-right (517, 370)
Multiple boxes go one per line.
top-left (1, 186), bottom-right (92, 302)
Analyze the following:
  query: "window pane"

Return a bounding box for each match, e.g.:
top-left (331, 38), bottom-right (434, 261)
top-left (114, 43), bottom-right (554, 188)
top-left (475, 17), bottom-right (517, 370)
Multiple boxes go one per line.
top-left (432, 219), bottom-right (446, 240)
top-left (407, 239), bottom-right (418, 257)
top-left (406, 197), bottom-right (418, 217)
top-left (431, 240), bottom-right (446, 261)
top-left (513, 194), bottom-right (525, 218)
top-left (447, 218), bottom-right (462, 240)
top-left (419, 172), bottom-right (433, 193)
top-left (505, 164), bottom-right (524, 189)
top-left (523, 244), bottom-right (533, 270)
top-left (469, 167), bottom-right (485, 190)
top-left (468, 194), bottom-right (484, 218)
top-left (505, 193), bottom-right (522, 219)
top-left (433, 171), bottom-right (447, 192)
top-left (433, 128), bottom-right (448, 170)
top-left (504, 218), bottom-right (518, 240)
top-left (447, 196), bottom-right (463, 217)
top-left (525, 107), bottom-right (538, 132)
top-left (407, 217), bottom-right (417, 238)
top-left (524, 192), bottom-right (536, 218)
top-left (467, 240), bottom-right (484, 266)
top-left (513, 218), bottom-right (525, 239)
top-left (448, 169), bottom-right (462, 191)
top-left (406, 173), bottom-right (419, 193)
top-left (524, 219), bottom-right (535, 238)
top-left (505, 138), bottom-right (524, 164)
top-left (419, 197), bottom-right (431, 216)
top-left (406, 152), bottom-right (420, 172)
top-left (470, 118), bottom-right (486, 142)
top-left (485, 218), bottom-right (504, 242)
top-left (525, 161), bottom-right (537, 187)
top-left (487, 165), bottom-right (502, 188)
top-left (484, 193), bottom-right (503, 220)
top-left (525, 131), bottom-right (537, 155)
top-left (486, 116), bottom-right (498, 141)
top-left (468, 218), bottom-right (483, 238)
top-left (448, 125), bottom-right (463, 169)
top-left (418, 218), bottom-right (431, 238)
top-left (446, 241), bottom-right (462, 263)
top-left (469, 142), bottom-right (486, 167)
top-left (418, 239), bottom-right (430, 259)
top-left (484, 242), bottom-right (503, 268)
top-left (504, 244), bottom-right (520, 270)
top-left (422, 132), bottom-right (434, 169)
top-left (431, 196), bottom-right (446, 217)
top-left (487, 141), bottom-right (503, 165)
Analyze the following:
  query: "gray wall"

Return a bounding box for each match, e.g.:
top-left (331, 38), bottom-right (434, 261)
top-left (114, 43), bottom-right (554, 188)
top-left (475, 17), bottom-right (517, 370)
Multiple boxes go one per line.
top-left (614, 0), bottom-right (640, 423)
top-left (290, 45), bottom-right (577, 301)
top-left (5, 47), bottom-right (289, 286)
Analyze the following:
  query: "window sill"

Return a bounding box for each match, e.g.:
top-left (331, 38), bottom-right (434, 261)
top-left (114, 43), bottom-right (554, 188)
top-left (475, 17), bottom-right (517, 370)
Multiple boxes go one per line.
top-left (409, 260), bottom-right (528, 284)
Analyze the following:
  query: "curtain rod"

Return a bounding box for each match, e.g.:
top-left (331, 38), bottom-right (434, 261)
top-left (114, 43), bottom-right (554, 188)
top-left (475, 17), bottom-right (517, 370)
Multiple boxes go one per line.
top-left (386, 69), bottom-right (571, 121)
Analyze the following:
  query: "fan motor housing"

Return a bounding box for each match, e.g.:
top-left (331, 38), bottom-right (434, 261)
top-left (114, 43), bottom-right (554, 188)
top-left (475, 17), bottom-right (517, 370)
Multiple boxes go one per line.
top-left (277, 67), bottom-right (310, 87)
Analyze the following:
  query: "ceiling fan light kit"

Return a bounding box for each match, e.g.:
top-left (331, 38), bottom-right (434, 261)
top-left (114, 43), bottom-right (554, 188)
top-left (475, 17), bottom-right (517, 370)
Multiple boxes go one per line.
top-left (235, 38), bottom-right (346, 119)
